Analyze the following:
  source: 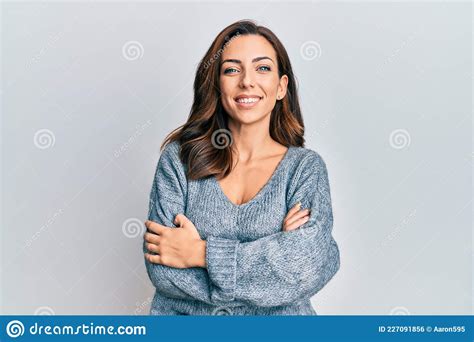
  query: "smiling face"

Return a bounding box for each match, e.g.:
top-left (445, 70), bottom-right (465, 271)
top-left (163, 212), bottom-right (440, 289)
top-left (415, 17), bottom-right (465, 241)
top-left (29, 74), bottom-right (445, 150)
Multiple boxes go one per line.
top-left (219, 34), bottom-right (288, 125)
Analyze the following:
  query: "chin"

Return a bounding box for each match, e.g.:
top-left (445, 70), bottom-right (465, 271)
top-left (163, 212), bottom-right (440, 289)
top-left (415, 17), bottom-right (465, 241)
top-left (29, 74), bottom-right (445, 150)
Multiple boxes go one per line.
top-left (229, 110), bottom-right (269, 125)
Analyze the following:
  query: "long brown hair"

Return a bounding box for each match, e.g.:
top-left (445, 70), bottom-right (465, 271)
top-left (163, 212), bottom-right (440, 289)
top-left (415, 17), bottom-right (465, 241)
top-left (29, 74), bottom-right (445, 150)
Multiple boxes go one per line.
top-left (161, 19), bottom-right (305, 181)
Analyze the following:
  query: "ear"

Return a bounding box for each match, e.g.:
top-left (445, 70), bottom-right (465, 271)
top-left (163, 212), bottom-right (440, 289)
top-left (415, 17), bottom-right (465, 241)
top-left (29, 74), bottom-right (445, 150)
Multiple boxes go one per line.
top-left (277, 75), bottom-right (289, 100)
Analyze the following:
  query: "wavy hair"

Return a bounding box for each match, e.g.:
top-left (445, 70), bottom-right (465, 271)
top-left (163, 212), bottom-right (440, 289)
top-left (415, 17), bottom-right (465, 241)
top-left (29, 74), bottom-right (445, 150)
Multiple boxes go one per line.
top-left (161, 19), bottom-right (305, 180)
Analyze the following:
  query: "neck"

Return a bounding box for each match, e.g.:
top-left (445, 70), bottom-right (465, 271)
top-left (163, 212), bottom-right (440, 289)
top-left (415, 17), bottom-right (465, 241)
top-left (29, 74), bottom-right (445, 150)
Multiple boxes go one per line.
top-left (227, 117), bottom-right (278, 163)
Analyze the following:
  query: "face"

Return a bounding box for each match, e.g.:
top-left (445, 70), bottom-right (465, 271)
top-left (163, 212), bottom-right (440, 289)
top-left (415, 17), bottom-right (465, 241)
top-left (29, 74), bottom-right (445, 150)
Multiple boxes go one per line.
top-left (219, 34), bottom-right (288, 125)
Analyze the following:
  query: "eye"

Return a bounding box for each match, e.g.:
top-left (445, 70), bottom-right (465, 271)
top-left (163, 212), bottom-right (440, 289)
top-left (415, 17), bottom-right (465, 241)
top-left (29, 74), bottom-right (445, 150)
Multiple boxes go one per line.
top-left (257, 65), bottom-right (271, 72)
top-left (223, 67), bottom-right (239, 74)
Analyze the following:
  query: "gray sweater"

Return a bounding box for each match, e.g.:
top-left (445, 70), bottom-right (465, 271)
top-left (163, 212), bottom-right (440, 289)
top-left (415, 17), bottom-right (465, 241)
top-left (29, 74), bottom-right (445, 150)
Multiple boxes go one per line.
top-left (144, 140), bottom-right (340, 315)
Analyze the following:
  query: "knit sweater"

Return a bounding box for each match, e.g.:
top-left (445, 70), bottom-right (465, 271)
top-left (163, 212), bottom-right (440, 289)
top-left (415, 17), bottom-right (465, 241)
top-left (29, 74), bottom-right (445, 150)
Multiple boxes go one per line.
top-left (143, 140), bottom-right (340, 315)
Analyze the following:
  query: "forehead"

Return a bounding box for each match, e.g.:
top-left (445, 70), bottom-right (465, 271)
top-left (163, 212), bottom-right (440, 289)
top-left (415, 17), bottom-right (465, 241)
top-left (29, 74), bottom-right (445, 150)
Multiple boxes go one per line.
top-left (221, 34), bottom-right (277, 61)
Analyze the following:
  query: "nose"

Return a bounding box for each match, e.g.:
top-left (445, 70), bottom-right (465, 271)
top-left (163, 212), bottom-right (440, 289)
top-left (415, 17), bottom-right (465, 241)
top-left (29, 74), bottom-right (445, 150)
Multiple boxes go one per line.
top-left (239, 69), bottom-right (255, 88)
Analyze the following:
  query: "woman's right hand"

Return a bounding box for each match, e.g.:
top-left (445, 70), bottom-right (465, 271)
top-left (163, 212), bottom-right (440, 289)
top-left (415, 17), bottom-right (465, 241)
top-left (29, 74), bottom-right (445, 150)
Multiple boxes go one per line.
top-left (282, 202), bottom-right (311, 232)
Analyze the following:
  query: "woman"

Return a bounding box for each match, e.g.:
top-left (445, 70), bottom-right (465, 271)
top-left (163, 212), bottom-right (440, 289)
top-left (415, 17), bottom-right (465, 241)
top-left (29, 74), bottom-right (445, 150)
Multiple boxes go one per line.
top-left (142, 19), bottom-right (340, 315)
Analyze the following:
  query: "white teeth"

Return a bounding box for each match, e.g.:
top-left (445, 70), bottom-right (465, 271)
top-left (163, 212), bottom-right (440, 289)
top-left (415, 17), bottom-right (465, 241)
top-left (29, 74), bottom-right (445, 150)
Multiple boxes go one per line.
top-left (236, 97), bottom-right (260, 103)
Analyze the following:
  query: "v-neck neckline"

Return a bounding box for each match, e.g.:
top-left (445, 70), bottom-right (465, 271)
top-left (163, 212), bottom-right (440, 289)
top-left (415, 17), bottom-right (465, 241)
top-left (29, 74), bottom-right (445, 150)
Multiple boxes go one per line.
top-left (212, 145), bottom-right (294, 209)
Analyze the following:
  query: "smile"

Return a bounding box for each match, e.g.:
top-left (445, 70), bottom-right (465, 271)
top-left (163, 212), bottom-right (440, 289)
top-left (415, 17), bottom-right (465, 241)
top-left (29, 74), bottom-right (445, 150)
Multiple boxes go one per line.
top-left (234, 96), bottom-right (262, 108)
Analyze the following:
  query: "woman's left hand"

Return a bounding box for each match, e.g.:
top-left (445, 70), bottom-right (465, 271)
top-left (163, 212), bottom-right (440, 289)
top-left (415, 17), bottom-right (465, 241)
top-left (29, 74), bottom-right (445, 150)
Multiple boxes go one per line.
top-left (144, 214), bottom-right (206, 269)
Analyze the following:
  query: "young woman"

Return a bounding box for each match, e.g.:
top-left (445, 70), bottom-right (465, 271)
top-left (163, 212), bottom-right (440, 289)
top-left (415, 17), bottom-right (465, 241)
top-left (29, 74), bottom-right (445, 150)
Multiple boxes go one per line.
top-left (143, 19), bottom-right (340, 315)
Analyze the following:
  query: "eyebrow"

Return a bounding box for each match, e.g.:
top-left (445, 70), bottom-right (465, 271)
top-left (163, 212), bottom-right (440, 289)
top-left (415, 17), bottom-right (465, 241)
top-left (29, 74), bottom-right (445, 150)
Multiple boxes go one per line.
top-left (221, 56), bottom-right (274, 66)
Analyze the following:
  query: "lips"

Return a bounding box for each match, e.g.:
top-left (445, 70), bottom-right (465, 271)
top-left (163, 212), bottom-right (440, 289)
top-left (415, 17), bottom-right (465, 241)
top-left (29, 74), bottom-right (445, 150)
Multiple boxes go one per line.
top-left (234, 95), bottom-right (262, 109)
top-left (234, 95), bottom-right (262, 102)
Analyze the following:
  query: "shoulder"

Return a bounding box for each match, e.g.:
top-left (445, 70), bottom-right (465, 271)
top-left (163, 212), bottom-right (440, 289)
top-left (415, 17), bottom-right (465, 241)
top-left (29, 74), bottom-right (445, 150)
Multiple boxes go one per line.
top-left (156, 140), bottom-right (188, 179)
top-left (286, 146), bottom-right (332, 208)
top-left (160, 140), bottom-right (181, 160)
top-left (290, 145), bottom-right (328, 176)
top-left (152, 140), bottom-right (188, 198)
top-left (158, 140), bottom-right (185, 170)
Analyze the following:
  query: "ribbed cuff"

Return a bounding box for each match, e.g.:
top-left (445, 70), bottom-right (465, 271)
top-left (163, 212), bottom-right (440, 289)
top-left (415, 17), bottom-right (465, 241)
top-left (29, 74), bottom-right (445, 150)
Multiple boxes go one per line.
top-left (206, 236), bottom-right (239, 302)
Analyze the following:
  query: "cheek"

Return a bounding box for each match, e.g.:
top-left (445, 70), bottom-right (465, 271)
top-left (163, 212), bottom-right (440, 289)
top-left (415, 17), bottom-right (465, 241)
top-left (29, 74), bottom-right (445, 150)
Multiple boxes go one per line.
top-left (220, 93), bottom-right (234, 109)
top-left (261, 78), bottom-right (280, 96)
top-left (219, 79), bottom-right (234, 101)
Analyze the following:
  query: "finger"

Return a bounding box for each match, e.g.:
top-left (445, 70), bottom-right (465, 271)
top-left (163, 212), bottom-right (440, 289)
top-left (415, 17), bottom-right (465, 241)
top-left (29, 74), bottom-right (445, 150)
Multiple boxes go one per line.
top-left (146, 242), bottom-right (160, 254)
top-left (285, 208), bottom-right (311, 227)
top-left (174, 213), bottom-right (189, 227)
top-left (284, 215), bottom-right (310, 231)
top-left (144, 232), bottom-right (161, 245)
top-left (145, 253), bottom-right (161, 265)
top-left (145, 220), bottom-right (166, 235)
top-left (285, 202), bottom-right (302, 220)
top-left (283, 205), bottom-right (303, 225)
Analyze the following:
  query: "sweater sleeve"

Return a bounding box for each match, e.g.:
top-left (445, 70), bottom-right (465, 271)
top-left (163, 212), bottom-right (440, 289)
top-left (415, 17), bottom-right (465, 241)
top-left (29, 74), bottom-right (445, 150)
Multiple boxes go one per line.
top-left (143, 142), bottom-right (214, 304)
top-left (205, 151), bottom-right (341, 307)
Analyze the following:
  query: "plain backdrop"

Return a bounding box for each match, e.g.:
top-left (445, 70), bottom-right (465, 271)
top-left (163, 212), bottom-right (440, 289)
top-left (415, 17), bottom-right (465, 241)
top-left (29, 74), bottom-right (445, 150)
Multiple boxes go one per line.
top-left (1, 1), bottom-right (472, 315)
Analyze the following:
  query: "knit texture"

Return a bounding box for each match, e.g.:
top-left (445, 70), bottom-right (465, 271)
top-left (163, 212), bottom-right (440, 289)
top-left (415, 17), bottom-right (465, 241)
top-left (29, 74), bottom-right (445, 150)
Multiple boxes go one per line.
top-left (143, 140), bottom-right (340, 315)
